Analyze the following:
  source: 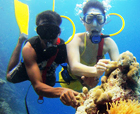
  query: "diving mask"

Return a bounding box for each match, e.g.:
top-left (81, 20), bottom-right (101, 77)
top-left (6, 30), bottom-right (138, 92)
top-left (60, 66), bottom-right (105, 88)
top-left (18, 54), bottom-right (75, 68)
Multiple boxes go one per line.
top-left (83, 13), bottom-right (106, 25)
top-left (37, 22), bottom-right (60, 40)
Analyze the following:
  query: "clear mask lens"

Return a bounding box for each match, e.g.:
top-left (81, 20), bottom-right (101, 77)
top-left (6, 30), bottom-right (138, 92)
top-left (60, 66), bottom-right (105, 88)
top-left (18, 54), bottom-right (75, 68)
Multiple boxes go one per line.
top-left (84, 14), bottom-right (105, 25)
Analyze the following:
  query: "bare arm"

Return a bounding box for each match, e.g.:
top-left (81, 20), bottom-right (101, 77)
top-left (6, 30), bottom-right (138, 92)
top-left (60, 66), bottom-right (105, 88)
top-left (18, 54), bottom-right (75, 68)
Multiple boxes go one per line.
top-left (22, 42), bottom-right (79, 107)
top-left (80, 38), bottom-right (119, 88)
top-left (105, 38), bottom-right (119, 61)
top-left (67, 33), bottom-right (109, 77)
top-left (7, 33), bottom-right (27, 72)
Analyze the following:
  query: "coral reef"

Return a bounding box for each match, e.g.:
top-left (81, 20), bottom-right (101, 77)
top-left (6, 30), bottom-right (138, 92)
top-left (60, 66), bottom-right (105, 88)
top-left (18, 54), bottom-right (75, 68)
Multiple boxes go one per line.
top-left (0, 98), bottom-right (13, 114)
top-left (107, 99), bottom-right (140, 114)
top-left (0, 72), bottom-right (26, 114)
top-left (0, 78), bottom-right (6, 85)
top-left (75, 51), bottom-right (140, 114)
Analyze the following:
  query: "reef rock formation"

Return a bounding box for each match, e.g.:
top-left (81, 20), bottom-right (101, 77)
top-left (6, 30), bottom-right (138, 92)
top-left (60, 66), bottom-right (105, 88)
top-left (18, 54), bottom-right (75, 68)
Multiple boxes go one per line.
top-left (75, 51), bottom-right (140, 114)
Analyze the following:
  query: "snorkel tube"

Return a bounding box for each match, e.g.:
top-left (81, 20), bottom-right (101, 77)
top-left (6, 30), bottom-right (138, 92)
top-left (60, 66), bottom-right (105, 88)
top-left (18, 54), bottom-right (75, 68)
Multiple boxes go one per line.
top-left (85, 0), bottom-right (125, 43)
top-left (107, 13), bottom-right (125, 37)
top-left (90, 13), bottom-right (125, 44)
top-left (60, 16), bottom-right (76, 44)
top-left (52, 0), bottom-right (76, 45)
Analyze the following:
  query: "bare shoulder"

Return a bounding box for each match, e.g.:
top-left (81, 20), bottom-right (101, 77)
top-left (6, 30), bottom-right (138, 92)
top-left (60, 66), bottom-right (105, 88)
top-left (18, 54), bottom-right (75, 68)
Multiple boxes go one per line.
top-left (22, 42), bottom-right (36, 60)
top-left (23, 42), bottom-right (33, 53)
top-left (103, 37), bottom-right (118, 53)
top-left (67, 32), bottom-right (85, 47)
top-left (76, 32), bottom-right (85, 40)
top-left (104, 37), bottom-right (115, 43)
top-left (76, 32), bottom-right (85, 37)
top-left (66, 33), bottom-right (85, 60)
top-left (104, 37), bottom-right (117, 47)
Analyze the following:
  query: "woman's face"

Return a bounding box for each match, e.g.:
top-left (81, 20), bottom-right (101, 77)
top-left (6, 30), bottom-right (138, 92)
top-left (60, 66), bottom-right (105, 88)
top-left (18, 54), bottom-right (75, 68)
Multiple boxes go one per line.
top-left (84, 8), bottom-right (104, 36)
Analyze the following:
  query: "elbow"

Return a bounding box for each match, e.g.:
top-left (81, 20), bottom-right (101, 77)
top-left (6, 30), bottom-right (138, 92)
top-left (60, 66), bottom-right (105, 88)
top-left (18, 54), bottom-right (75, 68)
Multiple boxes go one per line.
top-left (70, 67), bottom-right (75, 74)
top-left (6, 73), bottom-right (11, 82)
top-left (70, 65), bottom-right (78, 75)
top-left (34, 88), bottom-right (40, 96)
top-left (34, 84), bottom-right (43, 96)
top-left (6, 73), bottom-right (15, 83)
top-left (69, 62), bottom-right (81, 75)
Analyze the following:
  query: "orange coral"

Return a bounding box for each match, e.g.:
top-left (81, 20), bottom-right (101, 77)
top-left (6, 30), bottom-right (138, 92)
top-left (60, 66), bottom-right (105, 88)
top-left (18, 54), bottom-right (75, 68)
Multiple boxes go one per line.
top-left (107, 99), bottom-right (140, 114)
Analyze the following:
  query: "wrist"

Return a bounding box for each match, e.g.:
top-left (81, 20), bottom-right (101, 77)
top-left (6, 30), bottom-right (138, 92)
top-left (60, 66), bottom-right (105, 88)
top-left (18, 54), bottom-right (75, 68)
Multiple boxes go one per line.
top-left (18, 33), bottom-right (28, 44)
top-left (92, 66), bottom-right (97, 75)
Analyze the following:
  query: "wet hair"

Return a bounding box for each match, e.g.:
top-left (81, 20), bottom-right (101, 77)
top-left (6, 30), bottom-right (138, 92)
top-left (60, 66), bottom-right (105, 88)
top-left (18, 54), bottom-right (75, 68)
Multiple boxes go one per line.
top-left (36, 10), bottom-right (62, 26)
top-left (83, 0), bottom-right (106, 15)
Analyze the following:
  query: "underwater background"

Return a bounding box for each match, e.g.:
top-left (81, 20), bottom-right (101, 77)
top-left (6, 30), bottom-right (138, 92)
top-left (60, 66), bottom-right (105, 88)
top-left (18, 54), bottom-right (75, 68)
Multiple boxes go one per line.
top-left (0, 0), bottom-right (140, 114)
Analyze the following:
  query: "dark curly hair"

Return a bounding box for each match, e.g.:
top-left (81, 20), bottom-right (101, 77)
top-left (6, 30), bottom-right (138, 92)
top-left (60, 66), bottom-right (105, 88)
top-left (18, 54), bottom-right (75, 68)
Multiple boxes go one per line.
top-left (36, 10), bottom-right (62, 26)
top-left (83, 0), bottom-right (105, 15)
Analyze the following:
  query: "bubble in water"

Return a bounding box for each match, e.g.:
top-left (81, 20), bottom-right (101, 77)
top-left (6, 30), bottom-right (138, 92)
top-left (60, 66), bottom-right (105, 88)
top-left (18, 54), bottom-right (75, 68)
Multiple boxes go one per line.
top-left (75, 1), bottom-right (86, 16)
top-left (102, 0), bottom-right (112, 12)
top-left (75, 0), bottom-right (112, 16)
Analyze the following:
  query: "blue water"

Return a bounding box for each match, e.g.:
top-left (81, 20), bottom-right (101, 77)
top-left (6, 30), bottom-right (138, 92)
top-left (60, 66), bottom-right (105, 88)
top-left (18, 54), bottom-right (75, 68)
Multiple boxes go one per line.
top-left (0, 0), bottom-right (140, 114)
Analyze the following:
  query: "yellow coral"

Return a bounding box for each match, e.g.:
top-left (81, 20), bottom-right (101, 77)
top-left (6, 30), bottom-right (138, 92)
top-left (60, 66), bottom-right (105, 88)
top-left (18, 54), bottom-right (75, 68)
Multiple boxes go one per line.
top-left (107, 99), bottom-right (140, 114)
top-left (75, 93), bottom-right (86, 105)
top-left (105, 61), bottom-right (118, 76)
top-left (82, 86), bottom-right (88, 95)
top-left (75, 51), bottom-right (140, 114)
top-left (101, 76), bottom-right (107, 83)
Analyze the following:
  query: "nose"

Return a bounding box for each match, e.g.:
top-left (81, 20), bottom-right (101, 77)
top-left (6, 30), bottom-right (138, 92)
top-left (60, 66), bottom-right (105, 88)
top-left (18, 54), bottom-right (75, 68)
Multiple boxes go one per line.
top-left (92, 19), bottom-right (98, 26)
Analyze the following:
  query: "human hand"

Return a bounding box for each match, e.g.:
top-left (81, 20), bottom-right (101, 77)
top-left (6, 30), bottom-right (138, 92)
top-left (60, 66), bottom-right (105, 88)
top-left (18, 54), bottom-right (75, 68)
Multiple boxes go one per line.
top-left (18, 33), bottom-right (28, 44)
top-left (81, 76), bottom-right (99, 88)
top-left (95, 59), bottom-right (110, 77)
top-left (60, 88), bottom-right (79, 108)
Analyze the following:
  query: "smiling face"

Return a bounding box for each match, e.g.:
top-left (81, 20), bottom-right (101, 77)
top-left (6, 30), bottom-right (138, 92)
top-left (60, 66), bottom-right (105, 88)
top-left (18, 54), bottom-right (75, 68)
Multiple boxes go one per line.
top-left (84, 8), bottom-right (105, 36)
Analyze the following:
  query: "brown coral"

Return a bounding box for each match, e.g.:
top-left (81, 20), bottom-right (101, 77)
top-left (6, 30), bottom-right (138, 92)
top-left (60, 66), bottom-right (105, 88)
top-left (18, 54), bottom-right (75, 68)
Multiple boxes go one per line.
top-left (75, 51), bottom-right (140, 114)
top-left (105, 61), bottom-right (118, 77)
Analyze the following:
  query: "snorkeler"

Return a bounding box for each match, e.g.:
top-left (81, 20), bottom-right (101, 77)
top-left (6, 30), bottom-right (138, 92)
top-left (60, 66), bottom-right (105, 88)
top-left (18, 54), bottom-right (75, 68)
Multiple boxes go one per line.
top-left (59, 0), bottom-right (119, 91)
top-left (6, 10), bottom-right (79, 108)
